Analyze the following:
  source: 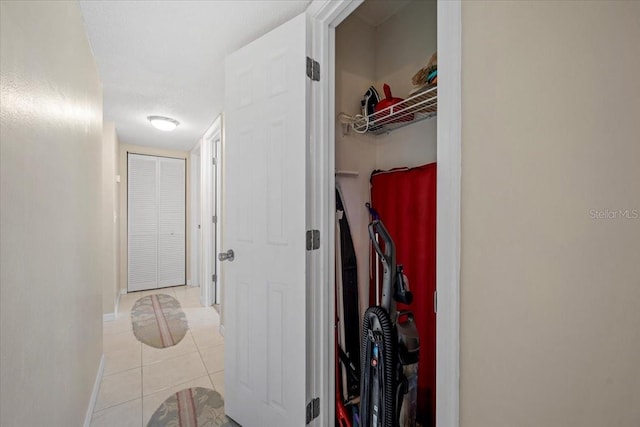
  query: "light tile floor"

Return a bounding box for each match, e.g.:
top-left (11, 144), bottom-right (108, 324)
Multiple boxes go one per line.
top-left (91, 285), bottom-right (225, 427)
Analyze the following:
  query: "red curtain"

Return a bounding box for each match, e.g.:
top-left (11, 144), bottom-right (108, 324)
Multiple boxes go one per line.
top-left (370, 163), bottom-right (436, 426)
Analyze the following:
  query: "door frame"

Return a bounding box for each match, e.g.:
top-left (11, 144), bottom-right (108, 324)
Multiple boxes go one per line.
top-left (307, 1), bottom-right (462, 425)
top-left (190, 143), bottom-right (202, 287)
top-left (213, 129), bottom-right (223, 306)
top-left (126, 153), bottom-right (187, 291)
top-left (200, 115), bottom-right (222, 307)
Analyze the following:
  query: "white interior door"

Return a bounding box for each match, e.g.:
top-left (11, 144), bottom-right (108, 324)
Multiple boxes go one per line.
top-left (128, 154), bottom-right (158, 291)
top-left (158, 157), bottom-right (186, 287)
top-left (128, 154), bottom-right (185, 291)
top-left (223, 12), bottom-right (310, 427)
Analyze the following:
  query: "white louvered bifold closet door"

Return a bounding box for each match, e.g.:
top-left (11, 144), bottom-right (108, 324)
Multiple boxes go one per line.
top-left (158, 157), bottom-right (186, 287)
top-left (128, 155), bottom-right (158, 291)
top-left (128, 154), bottom-right (185, 291)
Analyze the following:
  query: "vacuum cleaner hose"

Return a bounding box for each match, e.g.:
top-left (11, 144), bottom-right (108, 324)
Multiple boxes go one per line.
top-left (360, 306), bottom-right (396, 427)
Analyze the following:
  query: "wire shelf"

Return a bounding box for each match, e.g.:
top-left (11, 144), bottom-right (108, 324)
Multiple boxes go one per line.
top-left (352, 85), bottom-right (437, 135)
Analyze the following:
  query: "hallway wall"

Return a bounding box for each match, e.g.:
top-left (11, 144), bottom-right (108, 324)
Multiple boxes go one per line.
top-left (102, 122), bottom-right (120, 315)
top-left (460, 1), bottom-right (640, 426)
top-left (0, 2), bottom-right (104, 426)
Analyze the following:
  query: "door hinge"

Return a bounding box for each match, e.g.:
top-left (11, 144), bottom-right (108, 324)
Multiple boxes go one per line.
top-left (212, 274), bottom-right (216, 283)
top-left (306, 229), bottom-right (320, 250)
top-left (212, 157), bottom-right (217, 165)
top-left (306, 397), bottom-right (320, 424)
top-left (306, 57), bottom-right (320, 81)
top-left (212, 215), bottom-right (217, 224)
top-left (434, 290), bottom-right (437, 313)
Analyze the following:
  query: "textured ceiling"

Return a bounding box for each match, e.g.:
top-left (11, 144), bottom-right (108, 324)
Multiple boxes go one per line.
top-left (79, 0), bottom-right (312, 151)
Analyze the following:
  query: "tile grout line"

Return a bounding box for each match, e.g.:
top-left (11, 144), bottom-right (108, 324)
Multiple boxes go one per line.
top-left (192, 330), bottom-right (215, 389)
top-left (94, 305), bottom-right (141, 420)
top-left (94, 390), bottom-right (142, 413)
top-left (142, 286), bottom-right (199, 425)
top-left (179, 290), bottom-right (217, 390)
top-left (140, 341), bottom-right (144, 427)
top-left (108, 285), bottom-right (211, 426)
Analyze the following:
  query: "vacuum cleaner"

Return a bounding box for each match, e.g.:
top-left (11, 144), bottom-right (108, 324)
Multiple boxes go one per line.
top-left (360, 219), bottom-right (420, 427)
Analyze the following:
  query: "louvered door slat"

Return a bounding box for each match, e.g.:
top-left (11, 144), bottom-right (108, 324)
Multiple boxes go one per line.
top-left (128, 154), bottom-right (158, 291)
top-left (158, 157), bottom-right (185, 287)
top-left (128, 155), bottom-right (185, 291)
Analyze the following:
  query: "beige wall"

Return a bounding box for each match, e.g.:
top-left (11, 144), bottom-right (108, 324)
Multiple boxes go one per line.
top-left (0, 2), bottom-right (104, 426)
top-left (102, 122), bottom-right (120, 314)
top-left (336, 12), bottom-right (377, 317)
top-left (373, 0), bottom-right (437, 171)
top-left (118, 144), bottom-right (190, 293)
top-left (460, 2), bottom-right (640, 426)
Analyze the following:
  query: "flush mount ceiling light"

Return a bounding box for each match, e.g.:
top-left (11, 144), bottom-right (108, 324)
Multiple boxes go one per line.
top-left (147, 115), bottom-right (180, 131)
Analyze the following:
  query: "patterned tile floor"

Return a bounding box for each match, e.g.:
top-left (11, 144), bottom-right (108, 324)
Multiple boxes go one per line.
top-left (91, 285), bottom-right (225, 427)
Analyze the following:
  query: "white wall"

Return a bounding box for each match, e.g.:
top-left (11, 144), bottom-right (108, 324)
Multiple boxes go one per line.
top-left (335, 13), bottom-right (377, 317)
top-left (460, 2), bottom-right (640, 426)
top-left (373, 0), bottom-right (437, 171)
top-left (0, 2), bottom-right (104, 425)
top-left (102, 122), bottom-right (120, 315)
top-left (336, 0), bottom-right (437, 315)
top-left (118, 144), bottom-right (190, 293)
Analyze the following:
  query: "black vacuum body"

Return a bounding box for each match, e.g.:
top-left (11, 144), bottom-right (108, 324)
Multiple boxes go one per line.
top-left (360, 219), bottom-right (419, 427)
top-left (360, 306), bottom-right (396, 427)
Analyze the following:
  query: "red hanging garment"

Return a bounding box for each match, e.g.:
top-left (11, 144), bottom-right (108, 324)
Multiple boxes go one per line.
top-left (370, 163), bottom-right (436, 427)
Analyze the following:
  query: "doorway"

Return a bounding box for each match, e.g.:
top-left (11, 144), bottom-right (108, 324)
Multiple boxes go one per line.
top-left (127, 153), bottom-right (186, 292)
top-left (307, 0), bottom-right (462, 425)
top-left (333, 1), bottom-right (438, 424)
top-left (199, 116), bottom-right (222, 309)
top-left (190, 145), bottom-right (202, 288)
top-left (215, 1), bottom-right (461, 425)
top-left (212, 135), bottom-right (221, 305)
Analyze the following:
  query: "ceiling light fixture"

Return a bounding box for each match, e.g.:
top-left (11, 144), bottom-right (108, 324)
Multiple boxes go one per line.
top-left (147, 115), bottom-right (180, 131)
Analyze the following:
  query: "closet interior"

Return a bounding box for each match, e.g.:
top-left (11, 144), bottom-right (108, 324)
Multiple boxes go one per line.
top-left (334, 1), bottom-right (437, 426)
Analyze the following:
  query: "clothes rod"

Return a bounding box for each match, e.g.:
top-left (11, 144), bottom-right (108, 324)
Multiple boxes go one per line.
top-left (335, 170), bottom-right (359, 177)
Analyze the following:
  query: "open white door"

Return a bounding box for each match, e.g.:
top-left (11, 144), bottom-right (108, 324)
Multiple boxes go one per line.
top-left (222, 12), bottom-right (310, 427)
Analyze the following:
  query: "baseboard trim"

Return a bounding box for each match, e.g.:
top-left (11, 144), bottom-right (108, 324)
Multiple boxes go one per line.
top-left (83, 354), bottom-right (104, 427)
top-left (103, 289), bottom-right (124, 322)
top-left (114, 290), bottom-right (121, 319)
top-left (120, 288), bottom-right (127, 295)
top-left (187, 279), bottom-right (192, 285)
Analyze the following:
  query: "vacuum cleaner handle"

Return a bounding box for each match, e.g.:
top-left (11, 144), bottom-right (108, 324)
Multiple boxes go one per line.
top-left (368, 219), bottom-right (392, 259)
top-left (368, 219), bottom-right (396, 312)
